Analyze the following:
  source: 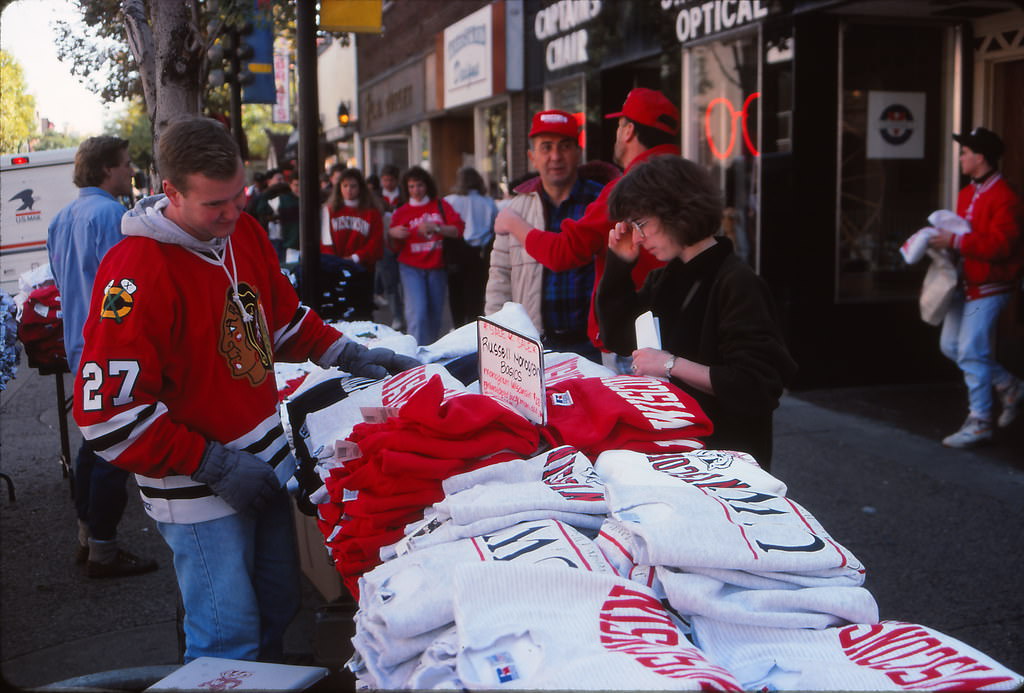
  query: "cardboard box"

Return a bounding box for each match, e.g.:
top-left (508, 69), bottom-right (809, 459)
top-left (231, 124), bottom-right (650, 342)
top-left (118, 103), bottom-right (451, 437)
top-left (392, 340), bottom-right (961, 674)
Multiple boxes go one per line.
top-left (292, 501), bottom-right (344, 602)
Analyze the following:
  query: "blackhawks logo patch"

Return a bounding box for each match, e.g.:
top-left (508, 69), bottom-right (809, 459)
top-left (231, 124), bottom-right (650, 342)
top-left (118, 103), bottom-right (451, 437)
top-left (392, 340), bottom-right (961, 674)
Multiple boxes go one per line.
top-left (100, 279), bottom-right (137, 323)
top-left (218, 282), bottom-right (273, 386)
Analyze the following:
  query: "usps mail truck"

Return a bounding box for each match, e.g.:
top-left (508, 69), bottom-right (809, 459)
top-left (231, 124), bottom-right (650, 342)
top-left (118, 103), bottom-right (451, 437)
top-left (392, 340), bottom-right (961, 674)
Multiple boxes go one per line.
top-left (0, 147), bottom-right (79, 293)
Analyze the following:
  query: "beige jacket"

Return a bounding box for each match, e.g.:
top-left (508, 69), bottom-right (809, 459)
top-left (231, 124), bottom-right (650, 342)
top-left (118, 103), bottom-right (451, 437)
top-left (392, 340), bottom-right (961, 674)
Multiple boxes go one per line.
top-left (484, 191), bottom-right (546, 334)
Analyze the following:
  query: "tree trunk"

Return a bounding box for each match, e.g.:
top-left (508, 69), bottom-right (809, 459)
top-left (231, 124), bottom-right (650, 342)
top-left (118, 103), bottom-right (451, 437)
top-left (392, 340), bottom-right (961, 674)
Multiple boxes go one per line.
top-left (122, 0), bottom-right (204, 159)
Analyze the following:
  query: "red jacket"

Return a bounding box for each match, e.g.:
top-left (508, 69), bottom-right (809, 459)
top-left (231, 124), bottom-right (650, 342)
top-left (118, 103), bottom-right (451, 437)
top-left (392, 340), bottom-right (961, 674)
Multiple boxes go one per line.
top-left (953, 174), bottom-right (1023, 300)
top-left (391, 198), bottom-right (465, 270)
top-left (523, 144), bottom-right (681, 350)
top-left (321, 204), bottom-right (384, 267)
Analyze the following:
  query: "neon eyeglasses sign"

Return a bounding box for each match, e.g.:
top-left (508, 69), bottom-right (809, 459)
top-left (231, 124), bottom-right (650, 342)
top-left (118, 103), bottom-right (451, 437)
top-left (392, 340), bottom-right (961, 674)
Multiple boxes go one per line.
top-left (704, 92), bottom-right (760, 160)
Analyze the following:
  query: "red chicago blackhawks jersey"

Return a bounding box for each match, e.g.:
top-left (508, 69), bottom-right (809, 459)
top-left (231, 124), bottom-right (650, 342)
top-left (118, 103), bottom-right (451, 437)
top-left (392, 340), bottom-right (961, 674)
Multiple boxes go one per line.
top-left (74, 213), bottom-right (342, 524)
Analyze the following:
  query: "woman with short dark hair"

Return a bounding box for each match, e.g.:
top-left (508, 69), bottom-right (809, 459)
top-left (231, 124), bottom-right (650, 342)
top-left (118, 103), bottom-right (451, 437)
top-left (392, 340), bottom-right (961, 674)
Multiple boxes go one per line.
top-left (596, 155), bottom-right (797, 468)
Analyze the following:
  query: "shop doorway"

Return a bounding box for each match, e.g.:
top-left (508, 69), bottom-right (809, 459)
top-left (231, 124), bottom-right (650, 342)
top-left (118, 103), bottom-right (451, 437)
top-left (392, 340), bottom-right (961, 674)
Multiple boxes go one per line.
top-left (990, 57), bottom-right (1024, 375)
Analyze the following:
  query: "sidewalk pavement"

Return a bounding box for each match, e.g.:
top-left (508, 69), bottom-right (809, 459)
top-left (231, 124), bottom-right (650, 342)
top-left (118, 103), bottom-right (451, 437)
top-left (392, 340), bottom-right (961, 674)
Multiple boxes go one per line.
top-left (2, 353), bottom-right (1021, 690)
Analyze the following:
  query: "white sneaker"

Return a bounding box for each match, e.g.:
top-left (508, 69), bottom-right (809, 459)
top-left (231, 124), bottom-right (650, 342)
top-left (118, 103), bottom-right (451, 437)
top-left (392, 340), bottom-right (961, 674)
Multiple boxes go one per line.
top-left (942, 416), bottom-right (993, 448)
top-left (996, 378), bottom-right (1022, 428)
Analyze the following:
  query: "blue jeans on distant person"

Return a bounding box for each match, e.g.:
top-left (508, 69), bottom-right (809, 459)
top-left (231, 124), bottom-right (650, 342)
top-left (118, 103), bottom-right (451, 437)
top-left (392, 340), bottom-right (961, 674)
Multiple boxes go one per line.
top-left (399, 263), bottom-right (447, 346)
top-left (939, 290), bottom-right (1013, 421)
top-left (74, 445), bottom-right (128, 542)
top-left (156, 489), bottom-right (300, 663)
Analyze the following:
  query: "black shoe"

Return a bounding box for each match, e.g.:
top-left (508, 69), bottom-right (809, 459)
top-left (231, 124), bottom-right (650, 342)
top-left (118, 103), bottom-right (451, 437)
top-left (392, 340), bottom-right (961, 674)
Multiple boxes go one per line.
top-left (75, 544), bottom-right (89, 565)
top-left (86, 549), bottom-right (158, 579)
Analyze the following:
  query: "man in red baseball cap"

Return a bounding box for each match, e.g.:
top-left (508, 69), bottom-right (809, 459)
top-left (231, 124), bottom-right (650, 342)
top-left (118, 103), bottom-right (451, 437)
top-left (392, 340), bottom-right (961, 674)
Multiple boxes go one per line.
top-left (493, 88), bottom-right (681, 370)
top-left (486, 110), bottom-right (610, 360)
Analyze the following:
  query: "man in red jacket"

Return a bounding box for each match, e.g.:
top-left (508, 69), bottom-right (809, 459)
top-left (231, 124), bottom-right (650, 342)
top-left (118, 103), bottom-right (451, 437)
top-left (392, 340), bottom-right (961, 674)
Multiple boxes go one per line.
top-left (928, 127), bottom-right (1023, 447)
top-left (494, 88), bottom-right (681, 370)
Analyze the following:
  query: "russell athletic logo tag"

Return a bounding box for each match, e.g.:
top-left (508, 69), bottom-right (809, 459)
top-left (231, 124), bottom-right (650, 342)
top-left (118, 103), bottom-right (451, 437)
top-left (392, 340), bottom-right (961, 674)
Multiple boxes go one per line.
top-left (99, 279), bottom-right (137, 323)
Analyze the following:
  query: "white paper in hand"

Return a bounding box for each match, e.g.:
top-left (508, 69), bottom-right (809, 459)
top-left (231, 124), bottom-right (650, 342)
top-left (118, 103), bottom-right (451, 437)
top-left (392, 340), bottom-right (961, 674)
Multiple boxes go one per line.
top-left (635, 311), bottom-right (661, 350)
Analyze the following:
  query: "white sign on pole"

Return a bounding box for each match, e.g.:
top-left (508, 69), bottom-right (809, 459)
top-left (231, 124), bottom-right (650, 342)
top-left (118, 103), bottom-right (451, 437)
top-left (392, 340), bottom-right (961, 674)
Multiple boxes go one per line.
top-left (866, 91), bottom-right (926, 159)
top-left (477, 318), bottom-right (546, 425)
top-left (272, 41), bottom-right (291, 124)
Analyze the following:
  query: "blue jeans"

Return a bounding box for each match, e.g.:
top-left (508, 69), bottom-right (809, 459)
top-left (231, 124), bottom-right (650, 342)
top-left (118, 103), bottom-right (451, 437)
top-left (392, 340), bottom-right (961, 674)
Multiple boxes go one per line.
top-left (939, 290), bottom-right (1014, 420)
top-left (156, 489), bottom-right (300, 662)
top-left (74, 445), bottom-right (128, 541)
top-left (399, 263), bottom-right (448, 346)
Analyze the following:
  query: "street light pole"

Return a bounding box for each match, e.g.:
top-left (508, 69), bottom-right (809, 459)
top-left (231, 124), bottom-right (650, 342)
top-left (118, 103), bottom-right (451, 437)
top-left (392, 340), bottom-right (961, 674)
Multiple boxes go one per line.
top-left (296, 0), bottom-right (320, 310)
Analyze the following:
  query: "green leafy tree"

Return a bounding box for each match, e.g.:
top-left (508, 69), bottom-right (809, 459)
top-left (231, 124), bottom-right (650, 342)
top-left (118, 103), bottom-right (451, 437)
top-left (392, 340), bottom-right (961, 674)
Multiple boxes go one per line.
top-left (54, 1), bottom-right (300, 139)
top-left (0, 49), bottom-right (37, 153)
top-left (107, 97), bottom-right (155, 174)
top-left (34, 130), bottom-right (84, 151)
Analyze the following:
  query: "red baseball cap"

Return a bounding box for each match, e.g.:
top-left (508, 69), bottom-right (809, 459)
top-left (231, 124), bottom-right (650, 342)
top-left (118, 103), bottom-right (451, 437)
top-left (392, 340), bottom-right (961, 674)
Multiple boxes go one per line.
top-left (529, 110), bottom-right (580, 140)
top-left (605, 87), bottom-right (679, 136)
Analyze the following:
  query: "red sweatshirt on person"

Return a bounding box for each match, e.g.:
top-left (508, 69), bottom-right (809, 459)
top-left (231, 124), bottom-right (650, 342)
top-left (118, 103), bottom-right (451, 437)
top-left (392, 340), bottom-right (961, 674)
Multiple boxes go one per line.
top-left (390, 198), bottom-right (465, 270)
top-left (522, 144), bottom-right (680, 350)
top-left (320, 204), bottom-right (384, 267)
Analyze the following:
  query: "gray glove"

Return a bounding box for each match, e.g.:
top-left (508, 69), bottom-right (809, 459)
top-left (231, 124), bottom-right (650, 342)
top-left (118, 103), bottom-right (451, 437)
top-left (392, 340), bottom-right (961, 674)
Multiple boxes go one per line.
top-left (336, 340), bottom-right (420, 379)
top-left (191, 441), bottom-right (281, 514)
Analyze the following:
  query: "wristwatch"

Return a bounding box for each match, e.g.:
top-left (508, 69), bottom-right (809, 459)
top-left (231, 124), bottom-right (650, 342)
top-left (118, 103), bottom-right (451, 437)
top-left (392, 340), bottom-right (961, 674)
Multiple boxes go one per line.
top-left (664, 356), bottom-right (676, 379)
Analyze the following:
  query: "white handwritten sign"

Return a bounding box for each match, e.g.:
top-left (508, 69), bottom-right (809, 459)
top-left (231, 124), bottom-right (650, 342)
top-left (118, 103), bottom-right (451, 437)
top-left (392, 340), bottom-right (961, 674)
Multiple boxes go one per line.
top-left (477, 318), bottom-right (546, 425)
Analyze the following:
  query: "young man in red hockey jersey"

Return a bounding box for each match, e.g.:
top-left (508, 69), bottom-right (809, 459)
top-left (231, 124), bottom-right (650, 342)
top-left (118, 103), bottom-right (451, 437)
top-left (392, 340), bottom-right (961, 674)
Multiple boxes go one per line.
top-left (74, 116), bottom-right (417, 662)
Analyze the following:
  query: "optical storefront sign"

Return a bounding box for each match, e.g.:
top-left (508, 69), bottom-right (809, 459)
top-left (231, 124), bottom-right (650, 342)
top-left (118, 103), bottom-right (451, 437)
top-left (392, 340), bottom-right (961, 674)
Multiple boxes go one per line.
top-left (444, 5), bottom-right (493, 109)
top-left (662, 0), bottom-right (771, 44)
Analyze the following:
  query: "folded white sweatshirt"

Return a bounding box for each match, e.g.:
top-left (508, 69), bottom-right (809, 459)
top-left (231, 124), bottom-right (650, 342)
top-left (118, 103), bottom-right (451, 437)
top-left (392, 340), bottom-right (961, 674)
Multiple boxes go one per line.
top-left (419, 301), bottom-right (539, 362)
top-left (360, 519), bottom-right (613, 639)
top-left (350, 629), bottom-right (421, 690)
top-left (656, 566), bottom-right (879, 629)
top-left (451, 562), bottom-right (744, 690)
top-left (603, 481), bottom-right (865, 575)
top-left (395, 508), bottom-right (606, 554)
top-left (595, 448), bottom-right (787, 497)
top-left (691, 617), bottom-right (1023, 691)
top-left (405, 625), bottom-right (463, 690)
top-left (436, 446), bottom-right (607, 524)
top-left (442, 445), bottom-right (596, 494)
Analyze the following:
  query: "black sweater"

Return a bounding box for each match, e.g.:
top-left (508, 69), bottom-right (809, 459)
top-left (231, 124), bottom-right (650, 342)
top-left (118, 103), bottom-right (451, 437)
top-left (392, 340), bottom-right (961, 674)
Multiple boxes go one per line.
top-left (596, 237), bottom-right (797, 468)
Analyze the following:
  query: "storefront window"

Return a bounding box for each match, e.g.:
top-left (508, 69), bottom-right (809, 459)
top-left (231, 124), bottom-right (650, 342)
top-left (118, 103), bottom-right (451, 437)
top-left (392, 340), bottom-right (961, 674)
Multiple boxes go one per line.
top-left (546, 76), bottom-right (584, 112)
top-left (480, 102), bottom-right (509, 198)
top-left (837, 23), bottom-right (950, 301)
top-left (686, 35), bottom-right (760, 267)
top-left (367, 137), bottom-right (409, 177)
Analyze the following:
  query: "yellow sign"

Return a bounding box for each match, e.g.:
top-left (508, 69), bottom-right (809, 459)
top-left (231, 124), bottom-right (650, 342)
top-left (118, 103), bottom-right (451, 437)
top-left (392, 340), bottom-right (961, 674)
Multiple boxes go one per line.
top-left (320, 0), bottom-right (383, 33)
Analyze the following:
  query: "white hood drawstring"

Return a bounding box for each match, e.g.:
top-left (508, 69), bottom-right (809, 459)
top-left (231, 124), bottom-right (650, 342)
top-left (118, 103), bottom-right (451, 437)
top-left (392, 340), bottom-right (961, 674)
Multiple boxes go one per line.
top-left (121, 195), bottom-right (252, 323)
top-left (211, 238), bottom-right (253, 324)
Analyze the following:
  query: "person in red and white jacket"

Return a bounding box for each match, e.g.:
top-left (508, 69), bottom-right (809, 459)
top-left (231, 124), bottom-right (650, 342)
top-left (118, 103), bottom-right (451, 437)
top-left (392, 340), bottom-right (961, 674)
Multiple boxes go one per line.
top-left (494, 88), bottom-right (681, 369)
top-left (320, 167), bottom-right (384, 268)
top-left (928, 127), bottom-right (1023, 447)
top-left (73, 117), bottom-right (417, 664)
top-left (388, 166), bottom-right (464, 345)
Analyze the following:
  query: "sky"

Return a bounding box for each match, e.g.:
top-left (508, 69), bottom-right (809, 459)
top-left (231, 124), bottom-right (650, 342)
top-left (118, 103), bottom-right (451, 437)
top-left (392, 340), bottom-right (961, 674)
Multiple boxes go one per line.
top-left (1, 0), bottom-right (123, 136)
